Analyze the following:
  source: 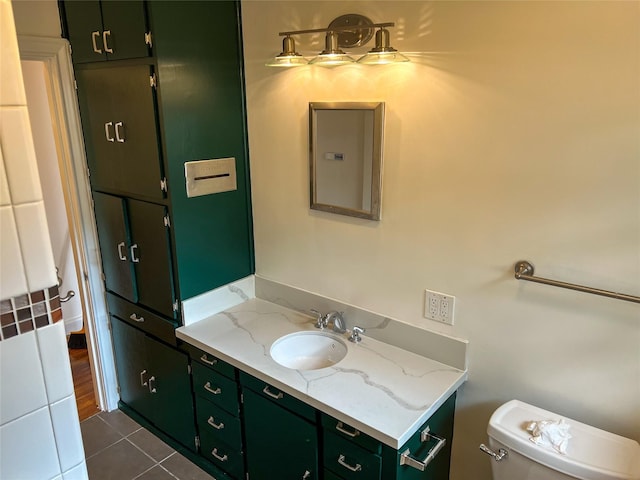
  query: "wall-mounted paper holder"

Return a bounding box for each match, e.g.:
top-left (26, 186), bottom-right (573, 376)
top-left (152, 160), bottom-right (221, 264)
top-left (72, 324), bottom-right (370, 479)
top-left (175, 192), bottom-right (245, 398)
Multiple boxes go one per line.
top-left (185, 157), bottom-right (237, 198)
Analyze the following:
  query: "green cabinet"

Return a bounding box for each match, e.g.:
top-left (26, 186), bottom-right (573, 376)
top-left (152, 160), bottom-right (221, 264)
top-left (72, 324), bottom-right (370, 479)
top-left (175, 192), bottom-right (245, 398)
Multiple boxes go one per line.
top-left (187, 347), bottom-right (244, 479)
top-left (93, 192), bottom-right (174, 318)
top-left (63, 0), bottom-right (150, 64)
top-left (110, 316), bottom-right (196, 449)
top-left (75, 65), bottom-right (164, 200)
top-left (323, 393), bottom-right (457, 480)
top-left (241, 374), bottom-right (319, 480)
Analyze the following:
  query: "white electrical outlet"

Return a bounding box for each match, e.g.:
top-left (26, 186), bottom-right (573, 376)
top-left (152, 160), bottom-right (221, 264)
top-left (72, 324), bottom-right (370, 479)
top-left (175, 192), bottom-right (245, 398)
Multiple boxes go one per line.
top-left (424, 289), bottom-right (455, 325)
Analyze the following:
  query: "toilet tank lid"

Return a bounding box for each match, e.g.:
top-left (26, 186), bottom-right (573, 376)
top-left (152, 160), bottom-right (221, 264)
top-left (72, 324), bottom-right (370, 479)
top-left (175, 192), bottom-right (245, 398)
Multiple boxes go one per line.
top-left (487, 400), bottom-right (640, 480)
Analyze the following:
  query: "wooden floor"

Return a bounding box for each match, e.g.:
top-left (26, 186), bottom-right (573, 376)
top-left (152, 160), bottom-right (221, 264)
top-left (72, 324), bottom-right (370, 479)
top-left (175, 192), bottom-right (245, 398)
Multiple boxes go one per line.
top-left (69, 345), bottom-right (100, 421)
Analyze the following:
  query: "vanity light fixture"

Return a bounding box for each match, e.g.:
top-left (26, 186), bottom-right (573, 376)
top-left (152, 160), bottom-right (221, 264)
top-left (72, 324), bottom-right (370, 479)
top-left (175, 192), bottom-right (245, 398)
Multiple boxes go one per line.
top-left (265, 35), bottom-right (308, 67)
top-left (357, 28), bottom-right (410, 65)
top-left (267, 14), bottom-right (408, 68)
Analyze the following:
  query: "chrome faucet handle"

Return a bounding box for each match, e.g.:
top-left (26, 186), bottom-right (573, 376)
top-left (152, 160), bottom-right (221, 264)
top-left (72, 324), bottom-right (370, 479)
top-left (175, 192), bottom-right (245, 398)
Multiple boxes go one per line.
top-left (349, 326), bottom-right (365, 343)
top-left (311, 309), bottom-right (325, 329)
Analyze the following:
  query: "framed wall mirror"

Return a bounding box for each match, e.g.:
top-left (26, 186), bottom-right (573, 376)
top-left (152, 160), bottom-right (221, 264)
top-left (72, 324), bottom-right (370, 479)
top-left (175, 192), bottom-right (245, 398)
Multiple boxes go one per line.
top-left (309, 102), bottom-right (384, 220)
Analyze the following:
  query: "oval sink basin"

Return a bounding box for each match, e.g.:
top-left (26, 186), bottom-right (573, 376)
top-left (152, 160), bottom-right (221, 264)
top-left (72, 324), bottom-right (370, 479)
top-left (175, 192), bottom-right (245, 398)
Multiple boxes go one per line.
top-left (270, 331), bottom-right (347, 370)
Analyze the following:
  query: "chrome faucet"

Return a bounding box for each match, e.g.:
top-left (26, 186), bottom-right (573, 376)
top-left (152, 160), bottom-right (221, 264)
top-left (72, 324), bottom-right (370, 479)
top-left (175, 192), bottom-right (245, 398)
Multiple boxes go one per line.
top-left (324, 311), bottom-right (347, 333)
top-left (310, 309), bottom-right (347, 333)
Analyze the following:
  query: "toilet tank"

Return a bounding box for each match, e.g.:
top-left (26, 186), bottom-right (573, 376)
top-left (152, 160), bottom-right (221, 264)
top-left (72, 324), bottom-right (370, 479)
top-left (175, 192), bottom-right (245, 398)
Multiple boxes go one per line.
top-left (487, 400), bottom-right (640, 480)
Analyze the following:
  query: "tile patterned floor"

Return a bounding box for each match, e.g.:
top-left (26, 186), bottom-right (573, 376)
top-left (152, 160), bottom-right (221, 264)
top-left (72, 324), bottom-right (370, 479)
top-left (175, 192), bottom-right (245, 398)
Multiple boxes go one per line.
top-left (81, 410), bottom-right (216, 480)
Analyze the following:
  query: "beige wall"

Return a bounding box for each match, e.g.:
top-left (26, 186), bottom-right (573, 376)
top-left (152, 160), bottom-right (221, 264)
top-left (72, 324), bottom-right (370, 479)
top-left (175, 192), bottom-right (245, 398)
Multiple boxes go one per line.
top-left (242, 1), bottom-right (640, 478)
top-left (11, 0), bottom-right (60, 38)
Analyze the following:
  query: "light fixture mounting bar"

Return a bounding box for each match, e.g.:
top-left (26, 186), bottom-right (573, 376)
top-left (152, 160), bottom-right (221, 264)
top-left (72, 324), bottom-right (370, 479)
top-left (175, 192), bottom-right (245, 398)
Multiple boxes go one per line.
top-left (278, 22), bottom-right (394, 37)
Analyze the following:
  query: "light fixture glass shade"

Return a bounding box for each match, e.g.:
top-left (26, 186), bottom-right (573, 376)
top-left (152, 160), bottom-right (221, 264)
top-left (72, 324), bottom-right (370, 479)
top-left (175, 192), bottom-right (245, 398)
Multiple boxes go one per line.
top-left (308, 31), bottom-right (356, 67)
top-left (356, 28), bottom-right (409, 65)
top-left (266, 36), bottom-right (308, 67)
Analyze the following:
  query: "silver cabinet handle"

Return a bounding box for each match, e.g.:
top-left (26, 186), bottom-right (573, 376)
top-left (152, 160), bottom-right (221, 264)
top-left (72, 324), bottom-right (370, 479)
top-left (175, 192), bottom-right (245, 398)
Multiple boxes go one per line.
top-left (105, 122), bottom-right (114, 142)
top-left (91, 31), bottom-right (102, 53)
top-left (140, 369), bottom-right (148, 386)
top-left (130, 244), bottom-right (139, 263)
top-left (207, 416), bottom-right (224, 430)
top-left (336, 422), bottom-right (360, 438)
top-left (399, 427), bottom-right (446, 472)
top-left (204, 382), bottom-right (221, 395)
top-left (200, 354), bottom-right (217, 365)
top-left (148, 376), bottom-right (157, 393)
top-left (262, 385), bottom-right (284, 400)
top-left (117, 241), bottom-right (127, 260)
top-left (337, 455), bottom-right (362, 472)
top-left (130, 313), bottom-right (144, 323)
top-left (211, 448), bottom-right (228, 462)
top-left (103, 30), bottom-right (113, 53)
top-left (115, 121), bottom-right (125, 142)
top-left (302, 471), bottom-right (311, 480)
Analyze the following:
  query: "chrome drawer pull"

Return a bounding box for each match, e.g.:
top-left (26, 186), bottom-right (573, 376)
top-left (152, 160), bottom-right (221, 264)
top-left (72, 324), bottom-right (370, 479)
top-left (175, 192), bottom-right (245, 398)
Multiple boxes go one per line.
top-left (139, 369), bottom-right (147, 386)
top-left (200, 354), bottom-right (217, 366)
top-left (130, 244), bottom-right (140, 263)
top-left (338, 454), bottom-right (362, 472)
top-left (262, 385), bottom-right (284, 400)
top-left (117, 242), bottom-right (127, 260)
top-left (148, 376), bottom-right (157, 394)
top-left (211, 448), bottom-right (228, 462)
top-left (399, 427), bottom-right (446, 472)
top-left (207, 416), bottom-right (225, 430)
top-left (104, 122), bottom-right (114, 142)
top-left (336, 422), bottom-right (360, 438)
top-left (130, 313), bottom-right (144, 323)
top-left (204, 382), bottom-right (221, 395)
top-left (91, 31), bottom-right (102, 53)
top-left (115, 122), bottom-right (125, 142)
top-left (103, 30), bottom-right (113, 53)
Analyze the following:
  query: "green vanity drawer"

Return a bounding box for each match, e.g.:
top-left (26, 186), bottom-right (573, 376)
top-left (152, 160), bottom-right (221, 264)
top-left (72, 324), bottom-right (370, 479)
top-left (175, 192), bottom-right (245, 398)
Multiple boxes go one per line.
top-left (199, 435), bottom-right (244, 480)
top-left (192, 362), bottom-right (239, 415)
top-left (195, 395), bottom-right (242, 452)
top-left (107, 293), bottom-right (177, 345)
top-left (324, 432), bottom-right (382, 480)
top-left (322, 414), bottom-right (382, 454)
top-left (239, 371), bottom-right (315, 422)
top-left (184, 344), bottom-right (236, 379)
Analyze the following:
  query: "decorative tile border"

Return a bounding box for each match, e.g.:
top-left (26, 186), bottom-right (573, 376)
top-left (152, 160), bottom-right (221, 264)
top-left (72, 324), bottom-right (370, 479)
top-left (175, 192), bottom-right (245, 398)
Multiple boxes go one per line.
top-left (0, 285), bottom-right (61, 341)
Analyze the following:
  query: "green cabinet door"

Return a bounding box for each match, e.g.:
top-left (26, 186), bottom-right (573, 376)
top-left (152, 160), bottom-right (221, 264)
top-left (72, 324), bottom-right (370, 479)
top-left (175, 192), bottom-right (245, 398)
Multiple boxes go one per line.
top-left (243, 388), bottom-right (318, 480)
top-left (63, 0), bottom-right (149, 64)
top-left (127, 199), bottom-right (174, 317)
top-left (76, 65), bottom-right (163, 200)
top-left (110, 316), bottom-right (197, 451)
top-left (93, 192), bottom-right (136, 302)
top-left (92, 193), bottom-right (174, 317)
top-left (146, 335), bottom-right (197, 450)
top-left (110, 315), bottom-right (152, 416)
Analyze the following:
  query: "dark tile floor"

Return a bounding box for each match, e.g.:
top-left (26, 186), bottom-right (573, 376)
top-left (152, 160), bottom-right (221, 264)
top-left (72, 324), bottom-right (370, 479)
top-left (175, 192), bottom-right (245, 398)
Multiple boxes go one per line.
top-left (81, 410), bottom-right (216, 480)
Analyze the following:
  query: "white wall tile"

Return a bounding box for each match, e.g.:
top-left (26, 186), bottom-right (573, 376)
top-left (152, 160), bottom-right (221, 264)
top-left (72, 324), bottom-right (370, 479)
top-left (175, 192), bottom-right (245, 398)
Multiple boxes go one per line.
top-left (0, 146), bottom-right (11, 205)
top-left (50, 396), bottom-right (85, 472)
top-left (0, 205), bottom-right (27, 299)
top-left (0, 406), bottom-right (61, 480)
top-left (36, 321), bottom-right (74, 403)
top-left (0, 330), bottom-right (47, 424)
top-left (62, 461), bottom-right (88, 480)
top-left (13, 201), bottom-right (57, 291)
top-left (0, 0), bottom-right (27, 106)
top-left (0, 106), bottom-right (43, 204)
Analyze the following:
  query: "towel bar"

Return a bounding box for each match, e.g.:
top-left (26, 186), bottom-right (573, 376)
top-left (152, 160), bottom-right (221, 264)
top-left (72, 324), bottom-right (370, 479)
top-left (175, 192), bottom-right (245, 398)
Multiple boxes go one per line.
top-left (514, 260), bottom-right (640, 304)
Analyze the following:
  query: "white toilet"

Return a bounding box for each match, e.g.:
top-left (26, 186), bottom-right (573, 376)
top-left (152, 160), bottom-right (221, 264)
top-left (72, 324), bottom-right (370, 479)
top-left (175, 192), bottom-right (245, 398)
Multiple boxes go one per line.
top-left (481, 400), bottom-right (640, 480)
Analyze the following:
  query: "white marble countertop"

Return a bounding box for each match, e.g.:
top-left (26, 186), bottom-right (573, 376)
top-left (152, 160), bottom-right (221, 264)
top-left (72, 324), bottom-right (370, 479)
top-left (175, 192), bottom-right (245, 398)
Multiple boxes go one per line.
top-left (176, 298), bottom-right (467, 449)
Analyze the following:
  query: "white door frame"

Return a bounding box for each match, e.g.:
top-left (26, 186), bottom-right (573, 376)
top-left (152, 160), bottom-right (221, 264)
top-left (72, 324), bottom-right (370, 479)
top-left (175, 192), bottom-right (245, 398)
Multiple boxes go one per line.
top-left (18, 35), bottom-right (119, 411)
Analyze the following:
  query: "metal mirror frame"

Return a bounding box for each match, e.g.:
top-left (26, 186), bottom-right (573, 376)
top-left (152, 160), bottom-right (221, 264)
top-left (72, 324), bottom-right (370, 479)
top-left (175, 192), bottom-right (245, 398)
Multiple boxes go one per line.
top-left (309, 101), bottom-right (384, 221)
